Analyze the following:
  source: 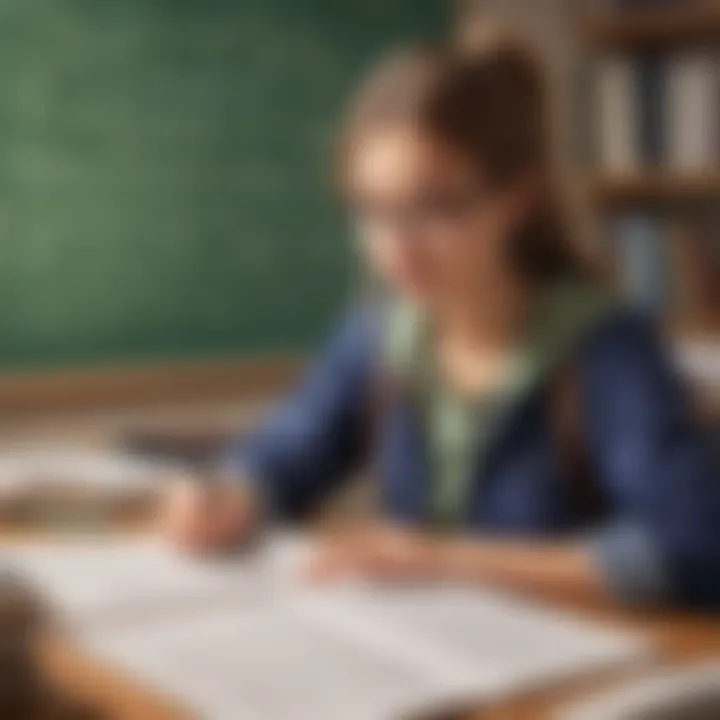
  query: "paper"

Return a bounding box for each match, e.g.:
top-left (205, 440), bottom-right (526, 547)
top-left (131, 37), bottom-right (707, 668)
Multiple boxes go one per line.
top-left (560, 663), bottom-right (720, 720)
top-left (1, 536), bottom-right (268, 630)
top-left (294, 585), bottom-right (648, 698)
top-left (84, 605), bottom-right (441, 720)
top-left (3, 534), bottom-right (653, 720)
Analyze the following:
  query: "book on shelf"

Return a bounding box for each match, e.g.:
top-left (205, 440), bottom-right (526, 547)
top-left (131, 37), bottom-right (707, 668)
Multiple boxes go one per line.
top-left (594, 47), bottom-right (720, 176)
top-left (665, 51), bottom-right (719, 173)
top-left (637, 53), bottom-right (666, 165)
top-left (595, 55), bottom-right (641, 174)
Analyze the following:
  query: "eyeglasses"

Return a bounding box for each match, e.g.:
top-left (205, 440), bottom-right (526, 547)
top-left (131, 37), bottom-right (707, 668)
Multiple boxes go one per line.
top-left (350, 187), bottom-right (492, 237)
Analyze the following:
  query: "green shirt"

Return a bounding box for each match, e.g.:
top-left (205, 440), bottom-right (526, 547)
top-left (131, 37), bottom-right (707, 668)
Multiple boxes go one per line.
top-left (427, 385), bottom-right (499, 527)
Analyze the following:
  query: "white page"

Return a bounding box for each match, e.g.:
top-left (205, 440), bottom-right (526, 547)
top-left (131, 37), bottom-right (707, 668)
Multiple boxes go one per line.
top-left (291, 585), bottom-right (651, 706)
top-left (1, 536), bottom-right (272, 630)
top-left (0, 531), bottom-right (318, 630)
top-left (78, 584), bottom-right (651, 720)
top-left (82, 603), bottom-right (456, 720)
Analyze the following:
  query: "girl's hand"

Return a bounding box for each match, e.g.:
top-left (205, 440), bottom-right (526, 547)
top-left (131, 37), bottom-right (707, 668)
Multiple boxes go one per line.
top-left (159, 477), bottom-right (259, 555)
top-left (306, 523), bottom-right (444, 584)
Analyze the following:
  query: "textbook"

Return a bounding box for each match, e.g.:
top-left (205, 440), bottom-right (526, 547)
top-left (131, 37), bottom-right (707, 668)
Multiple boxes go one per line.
top-left (3, 534), bottom-right (652, 720)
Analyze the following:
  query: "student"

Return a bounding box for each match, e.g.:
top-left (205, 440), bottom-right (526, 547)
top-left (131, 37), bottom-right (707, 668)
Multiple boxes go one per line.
top-left (162, 35), bottom-right (720, 609)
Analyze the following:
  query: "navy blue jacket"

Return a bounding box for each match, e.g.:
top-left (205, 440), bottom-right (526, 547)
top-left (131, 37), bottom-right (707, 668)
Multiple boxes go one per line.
top-left (232, 307), bottom-right (720, 609)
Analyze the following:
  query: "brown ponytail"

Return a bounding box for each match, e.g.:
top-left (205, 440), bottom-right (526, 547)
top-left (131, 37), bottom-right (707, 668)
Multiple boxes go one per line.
top-left (340, 29), bottom-right (586, 282)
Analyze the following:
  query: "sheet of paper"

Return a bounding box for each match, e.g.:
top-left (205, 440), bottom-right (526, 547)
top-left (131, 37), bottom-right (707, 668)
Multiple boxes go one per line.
top-left (82, 604), bottom-right (455, 720)
top-left (291, 585), bottom-right (651, 707)
top-left (1, 536), bottom-right (272, 630)
top-left (80, 584), bottom-right (651, 720)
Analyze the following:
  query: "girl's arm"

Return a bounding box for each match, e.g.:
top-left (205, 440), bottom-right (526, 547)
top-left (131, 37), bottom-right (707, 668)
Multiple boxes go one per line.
top-left (581, 313), bottom-right (720, 609)
top-left (309, 525), bottom-right (610, 606)
top-left (161, 308), bottom-right (379, 553)
top-left (433, 537), bottom-right (609, 606)
top-left (223, 307), bottom-right (378, 518)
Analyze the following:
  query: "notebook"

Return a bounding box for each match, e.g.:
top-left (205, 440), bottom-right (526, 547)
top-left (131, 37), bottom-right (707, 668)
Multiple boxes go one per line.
top-left (2, 533), bottom-right (653, 720)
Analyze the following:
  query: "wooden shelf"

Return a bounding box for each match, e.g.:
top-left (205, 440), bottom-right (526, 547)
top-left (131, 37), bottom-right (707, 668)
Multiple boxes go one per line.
top-left (581, 7), bottom-right (720, 49)
top-left (591, 173), bottom-right (720, 206)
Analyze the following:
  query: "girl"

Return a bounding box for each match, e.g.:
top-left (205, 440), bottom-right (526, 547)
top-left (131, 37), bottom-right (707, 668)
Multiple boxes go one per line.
top-left (162, 35), bottom-right (720, 609)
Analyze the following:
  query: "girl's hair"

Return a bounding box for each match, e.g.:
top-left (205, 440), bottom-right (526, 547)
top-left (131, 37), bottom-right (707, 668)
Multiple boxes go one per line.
top-left (339, 29), bottom-right (587, 282)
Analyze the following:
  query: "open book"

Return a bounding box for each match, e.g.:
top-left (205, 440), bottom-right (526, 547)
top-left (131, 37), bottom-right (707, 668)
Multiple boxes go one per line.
top-left (3, 533), bottom-right (652, 720)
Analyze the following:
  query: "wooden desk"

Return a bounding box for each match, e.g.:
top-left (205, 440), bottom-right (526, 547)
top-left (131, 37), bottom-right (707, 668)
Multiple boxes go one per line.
top-left (11, 530), bottom-right (720, 720)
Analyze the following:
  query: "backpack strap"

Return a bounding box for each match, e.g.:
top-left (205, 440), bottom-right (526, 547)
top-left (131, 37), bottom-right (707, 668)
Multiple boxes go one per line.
top-left (549, 363), bottom-right (607, 523)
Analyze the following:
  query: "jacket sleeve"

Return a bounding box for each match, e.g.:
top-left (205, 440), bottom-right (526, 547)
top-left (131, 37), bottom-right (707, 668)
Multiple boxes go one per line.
top-left (583, 312), bottom-right (720, 608)
top-left (221, 309), bottom-right (378, 518)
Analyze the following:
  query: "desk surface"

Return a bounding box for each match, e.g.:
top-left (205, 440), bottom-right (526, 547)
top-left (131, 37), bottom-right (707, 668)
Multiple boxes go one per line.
top-left (14, 530), bottom-right (718, 720)
top-left (4, 393), bottom-right (719, 719)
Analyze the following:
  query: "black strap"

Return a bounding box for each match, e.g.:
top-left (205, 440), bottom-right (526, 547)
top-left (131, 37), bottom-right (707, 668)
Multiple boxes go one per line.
top-left (550, 364), bottom-right (607, 523)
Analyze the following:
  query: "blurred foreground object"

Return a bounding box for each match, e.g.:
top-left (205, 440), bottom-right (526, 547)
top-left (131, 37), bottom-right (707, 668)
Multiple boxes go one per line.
top-left (561, 662), bottom-right (720, 720)
top-left (0, 572), bottom-right (98, 719)
top-left (0, 449), bottom-right (167, 529)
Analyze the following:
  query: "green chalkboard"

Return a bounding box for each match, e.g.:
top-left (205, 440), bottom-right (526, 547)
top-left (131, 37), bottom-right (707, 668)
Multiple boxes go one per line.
top-left (0, 0), bottom-right (445, 370)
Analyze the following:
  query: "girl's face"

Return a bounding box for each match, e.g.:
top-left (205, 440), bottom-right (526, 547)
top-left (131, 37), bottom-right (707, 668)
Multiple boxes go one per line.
top-left (347, 127), bottom-right (528, 305)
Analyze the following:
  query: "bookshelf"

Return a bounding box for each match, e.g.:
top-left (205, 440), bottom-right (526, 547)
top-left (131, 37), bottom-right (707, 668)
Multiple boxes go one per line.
top-left (581, 6), bottom-right (720, 49)
top-left (580, 2), bottom-right (720, 350)
top-left (593, 173), bottom-right (720, 206)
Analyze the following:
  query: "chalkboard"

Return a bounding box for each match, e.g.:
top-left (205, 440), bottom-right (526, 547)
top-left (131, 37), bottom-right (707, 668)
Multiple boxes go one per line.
top-left (0, 0), bottom-right (445, 370)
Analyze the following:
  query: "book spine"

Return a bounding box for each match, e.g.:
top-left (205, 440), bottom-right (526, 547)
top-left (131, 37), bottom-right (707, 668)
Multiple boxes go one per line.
top-left (636, 54), bottom-right (666, 167)
top-left (596, 56), bottom-right (639, 175)
top-left (665, 52), bottom-right (718, 173)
